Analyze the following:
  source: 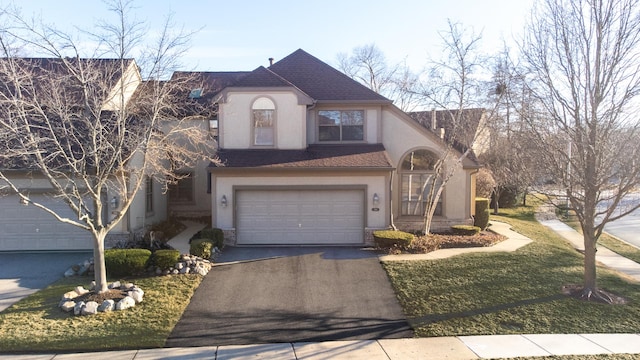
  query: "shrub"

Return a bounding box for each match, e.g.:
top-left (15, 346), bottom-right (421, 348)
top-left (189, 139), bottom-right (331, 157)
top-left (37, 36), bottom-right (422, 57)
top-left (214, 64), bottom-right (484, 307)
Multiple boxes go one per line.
top-left (474, 197), bottom-right (490, 230)
top-left (475, 168), bottom-right (496, 198)
top-left (491, 186), bottom-right (523, 209)
top-left (189, 227), bottom-right (224, 249)
top-left (190, 239), bottom-right (213, 259)
top-left (152, 249), bottom-right (180, 270)
top-left (104, 249), bottom-right (152, 277)
top-left (451, 225), bottom-right (481, 236)
top-left (373, 230), bottom-right (414, 248)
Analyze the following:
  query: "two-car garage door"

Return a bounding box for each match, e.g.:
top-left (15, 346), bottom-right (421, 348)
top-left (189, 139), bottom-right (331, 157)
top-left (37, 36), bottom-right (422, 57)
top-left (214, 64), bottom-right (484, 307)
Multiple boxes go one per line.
top-left (236, 189), bottom-right (364, 245)
top-left (0, 194), bottom-right (92, 251)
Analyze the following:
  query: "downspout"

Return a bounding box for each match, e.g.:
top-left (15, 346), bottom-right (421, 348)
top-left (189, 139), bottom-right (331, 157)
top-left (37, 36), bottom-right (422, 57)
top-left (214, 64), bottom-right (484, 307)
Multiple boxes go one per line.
top-left (389, 170), bottom-right (397, 231)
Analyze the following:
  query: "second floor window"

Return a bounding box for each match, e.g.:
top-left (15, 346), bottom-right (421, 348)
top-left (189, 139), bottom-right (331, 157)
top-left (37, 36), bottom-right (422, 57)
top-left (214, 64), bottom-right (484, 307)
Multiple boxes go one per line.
top-left (252, 97), bottom-right (276, 146)
top-left (318, 110), bottom-right (364, 142)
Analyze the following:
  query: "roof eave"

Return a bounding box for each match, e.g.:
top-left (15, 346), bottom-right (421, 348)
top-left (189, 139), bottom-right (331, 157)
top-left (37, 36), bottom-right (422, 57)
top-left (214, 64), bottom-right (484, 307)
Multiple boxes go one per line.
top-left (218, 86), bottom-right (314, 105)
top-left (210, 166), bottom-right (395, 172)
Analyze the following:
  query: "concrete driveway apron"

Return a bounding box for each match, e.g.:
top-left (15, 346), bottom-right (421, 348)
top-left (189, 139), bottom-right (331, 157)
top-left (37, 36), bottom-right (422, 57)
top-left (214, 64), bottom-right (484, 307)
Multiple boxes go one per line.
top-left (0, 251), bottom-right (92, 312)
top-left (166, 247), bottom-right (413, 347)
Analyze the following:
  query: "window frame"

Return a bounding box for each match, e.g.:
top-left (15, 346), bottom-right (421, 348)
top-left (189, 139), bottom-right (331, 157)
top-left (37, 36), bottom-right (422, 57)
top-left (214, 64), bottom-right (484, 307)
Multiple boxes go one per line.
top-left (251, 97), bottom-right (276, 147)
top-left (399, 149), bottom-right (443, 217)
top-left (145, 176), bottom-right (154, 214)
top-left (317, 109), bottom-right (365, 142)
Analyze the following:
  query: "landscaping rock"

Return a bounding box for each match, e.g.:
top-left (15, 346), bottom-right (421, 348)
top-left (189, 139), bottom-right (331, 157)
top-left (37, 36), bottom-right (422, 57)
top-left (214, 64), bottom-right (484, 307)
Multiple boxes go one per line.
top-left (63, 290), bottom-right (79, 300)
top-left (82, 301), bottom-right (99, 315)
top-left (64, 268), bottom-right (77, 278)
top-left (60, 301), bottom-right (76, 312)
top-left (116, 296), bottom-right (136, 311)
top-left (98, 299), bottom-right (115, 312)
top-left (129, 288), bottom-right (144, 303)
top-left (109, 281), bottom-right (121, 289)
top-left (73, 301), bottom-right (85, 316)
top-left (74, 286), bottom-right (89, 296)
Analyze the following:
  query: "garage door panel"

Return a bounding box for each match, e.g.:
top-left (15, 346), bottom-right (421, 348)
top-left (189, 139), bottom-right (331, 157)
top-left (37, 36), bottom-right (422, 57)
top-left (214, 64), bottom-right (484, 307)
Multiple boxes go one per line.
top-left (0, 194), bottom-right (92, 251)
top-left (236, 189), bottom-right (364, 245)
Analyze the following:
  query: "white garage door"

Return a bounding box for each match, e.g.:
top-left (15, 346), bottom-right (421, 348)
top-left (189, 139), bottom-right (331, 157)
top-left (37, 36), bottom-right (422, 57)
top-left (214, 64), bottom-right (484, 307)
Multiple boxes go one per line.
top-left (236, 189), bottom-right (364, 245)
top-left (0, 194), bottom-right (92, 251)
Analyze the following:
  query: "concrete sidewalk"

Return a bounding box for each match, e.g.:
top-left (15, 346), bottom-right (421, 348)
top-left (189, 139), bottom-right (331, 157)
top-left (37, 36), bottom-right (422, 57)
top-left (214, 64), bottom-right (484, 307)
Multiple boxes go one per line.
top-left (536, 214), bottom-right (640, 282)
top-left (3, 334), bottom-right (640, 359)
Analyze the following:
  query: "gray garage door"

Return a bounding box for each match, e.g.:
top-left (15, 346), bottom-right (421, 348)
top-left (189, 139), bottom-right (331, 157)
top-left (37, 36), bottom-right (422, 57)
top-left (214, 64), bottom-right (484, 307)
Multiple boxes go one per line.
top-left (236, 189), bottom-right (364, 245)
top-left (0, 194), bottom-right (92, 251)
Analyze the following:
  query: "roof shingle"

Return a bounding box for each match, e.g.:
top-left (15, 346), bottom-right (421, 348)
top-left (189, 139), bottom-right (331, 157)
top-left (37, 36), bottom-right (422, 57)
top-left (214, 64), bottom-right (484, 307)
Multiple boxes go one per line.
top-left (212, 144), bottom-right (393, 170)
top-left (268, 49), bottom-right (392, 103)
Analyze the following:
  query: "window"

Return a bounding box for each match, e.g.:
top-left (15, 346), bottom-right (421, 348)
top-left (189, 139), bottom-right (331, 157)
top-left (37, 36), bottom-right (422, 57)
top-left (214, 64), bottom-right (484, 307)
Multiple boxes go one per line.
top-left (400, 149), bottom-right (442, 216)
top-left (168, 173), bottom-right (194, 203)
top-left (252, 97), bottom-right (275, 146)
top-left (145, 176), bottom-right (154, 214)
top-left (318, 110), bottom-right (364, 141)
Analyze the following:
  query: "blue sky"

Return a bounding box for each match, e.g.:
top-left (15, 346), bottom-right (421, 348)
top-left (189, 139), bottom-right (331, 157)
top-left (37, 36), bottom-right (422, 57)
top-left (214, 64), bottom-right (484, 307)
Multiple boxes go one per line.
top-left (5, 0), bottom-right (534, 72)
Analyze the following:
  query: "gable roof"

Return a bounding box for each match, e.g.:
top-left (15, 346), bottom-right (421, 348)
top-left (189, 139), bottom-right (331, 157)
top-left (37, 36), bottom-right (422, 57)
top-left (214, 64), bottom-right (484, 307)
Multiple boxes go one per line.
top-left (267, 49), bottom-right (392, 103)
top-left (212, 144), bottom-right (393, 170)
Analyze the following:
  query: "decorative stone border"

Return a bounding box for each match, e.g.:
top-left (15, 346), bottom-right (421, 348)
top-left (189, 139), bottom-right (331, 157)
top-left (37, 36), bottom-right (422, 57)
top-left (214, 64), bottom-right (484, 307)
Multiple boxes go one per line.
top-left (59, 281), bottom-right (143, 316)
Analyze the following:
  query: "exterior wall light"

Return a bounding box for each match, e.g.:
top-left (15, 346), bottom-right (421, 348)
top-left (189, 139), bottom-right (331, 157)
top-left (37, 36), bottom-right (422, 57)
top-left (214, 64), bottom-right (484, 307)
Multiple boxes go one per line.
top-left (373, 193), bottom-right (380, 206)
top-left (221, 195), bottom-right (228, 208)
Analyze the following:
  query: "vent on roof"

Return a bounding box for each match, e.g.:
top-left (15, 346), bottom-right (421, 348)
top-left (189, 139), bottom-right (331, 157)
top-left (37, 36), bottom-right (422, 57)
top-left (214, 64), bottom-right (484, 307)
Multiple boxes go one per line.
top-left (189, 88), bottom-right (203, 99)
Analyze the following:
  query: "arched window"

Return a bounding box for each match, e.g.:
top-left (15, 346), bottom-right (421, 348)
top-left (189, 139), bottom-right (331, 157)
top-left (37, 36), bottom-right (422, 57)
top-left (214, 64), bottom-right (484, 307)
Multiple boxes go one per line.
top-left (252, 97), bottom-right (275, 146)
top-left (400, 149), bottom-right (442, 216)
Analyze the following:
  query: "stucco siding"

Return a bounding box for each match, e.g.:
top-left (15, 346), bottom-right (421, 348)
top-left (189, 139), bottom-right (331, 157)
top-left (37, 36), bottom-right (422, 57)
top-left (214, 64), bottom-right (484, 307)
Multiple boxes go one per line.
top-left (220, 92), bottom-right (306, 149)
top-left (381, 108), bottom-right (473, 228)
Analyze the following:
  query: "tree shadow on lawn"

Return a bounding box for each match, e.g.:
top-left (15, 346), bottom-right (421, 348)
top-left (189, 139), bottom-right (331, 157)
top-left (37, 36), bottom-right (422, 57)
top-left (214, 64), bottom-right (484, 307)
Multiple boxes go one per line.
top-left (407, 293), bottom-right (566, 329)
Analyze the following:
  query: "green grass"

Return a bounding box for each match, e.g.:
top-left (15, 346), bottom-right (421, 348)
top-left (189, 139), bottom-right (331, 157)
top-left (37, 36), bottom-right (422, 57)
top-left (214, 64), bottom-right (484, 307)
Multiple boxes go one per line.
top-left (0, 274), bottom-right (201, 353)
top-left (382, 203), bottom-right (640, 337)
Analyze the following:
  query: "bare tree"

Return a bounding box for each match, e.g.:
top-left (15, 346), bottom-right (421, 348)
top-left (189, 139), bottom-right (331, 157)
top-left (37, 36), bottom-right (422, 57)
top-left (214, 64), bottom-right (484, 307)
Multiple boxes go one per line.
top-left (0, 0), bottom-right (215, 293)
top-left (521, 0), bottom-right (640, 302)
top-left (337, 43), bottom-right (421, 111)
top-left (417, 20), bottom-right (497, 234)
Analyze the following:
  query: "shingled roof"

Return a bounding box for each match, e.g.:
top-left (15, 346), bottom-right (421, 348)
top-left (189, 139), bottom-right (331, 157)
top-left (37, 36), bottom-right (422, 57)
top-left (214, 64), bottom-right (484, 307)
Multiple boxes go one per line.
top-left (267, 49), bottom-right (392, 103)
top-left (212, 144), bottom-right (393, 170)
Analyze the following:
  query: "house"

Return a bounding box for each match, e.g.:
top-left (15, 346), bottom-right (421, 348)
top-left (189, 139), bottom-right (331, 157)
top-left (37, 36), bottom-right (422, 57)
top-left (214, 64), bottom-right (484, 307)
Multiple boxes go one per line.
top-left (0, 49), bottom-right (481, 252)
top-left (0, 58), bottom-right (168, 251)
top-left (177, 49), bottom-right (481, 245)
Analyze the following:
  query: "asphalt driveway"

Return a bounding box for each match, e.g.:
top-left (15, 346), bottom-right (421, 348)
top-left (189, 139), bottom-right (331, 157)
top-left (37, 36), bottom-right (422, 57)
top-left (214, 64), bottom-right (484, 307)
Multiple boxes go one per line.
top-left (0, 251), bottom-right (92, 312)
top-left (166, 247), bottom-right (413, 347)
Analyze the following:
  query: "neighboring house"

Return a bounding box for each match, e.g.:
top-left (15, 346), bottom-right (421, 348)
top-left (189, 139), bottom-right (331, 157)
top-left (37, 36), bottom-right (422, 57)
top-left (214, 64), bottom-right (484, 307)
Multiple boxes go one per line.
top-left (180, 49), bottom-right (481, 245)
top-left (0, 58), bottom-right (167, 251)
top-left (408, 108), bottom-right (490, 156)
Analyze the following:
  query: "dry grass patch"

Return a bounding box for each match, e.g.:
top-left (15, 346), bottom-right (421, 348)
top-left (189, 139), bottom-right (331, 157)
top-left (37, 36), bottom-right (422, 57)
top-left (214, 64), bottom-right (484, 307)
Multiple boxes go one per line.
top-left (0, 274), bottom-right (202, 353)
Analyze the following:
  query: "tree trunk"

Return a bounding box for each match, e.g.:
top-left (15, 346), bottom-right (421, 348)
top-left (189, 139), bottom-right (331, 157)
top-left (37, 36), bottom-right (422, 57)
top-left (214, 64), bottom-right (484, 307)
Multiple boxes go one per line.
top-left (492, 188), bottom-right (501, 215)
top-left (93, 232), bottom-right (109, 293)
top-left (583, 233), bottom-right (597, 291)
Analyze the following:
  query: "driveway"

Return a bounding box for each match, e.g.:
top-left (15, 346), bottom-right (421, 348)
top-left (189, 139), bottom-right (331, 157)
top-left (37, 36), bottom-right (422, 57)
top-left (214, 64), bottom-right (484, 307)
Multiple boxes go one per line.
top-left (166, 247), bottom-right (413, 347)
top-left (0, 251), bottom-right (92, 312)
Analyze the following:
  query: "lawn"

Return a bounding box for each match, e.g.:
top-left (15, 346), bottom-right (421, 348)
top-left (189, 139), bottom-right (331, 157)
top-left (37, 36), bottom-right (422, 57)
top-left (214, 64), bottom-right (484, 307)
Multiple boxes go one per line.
top-left (0, 274), bottom-right (201, 353)
top-left (382, 203), bottom-right (640, 337)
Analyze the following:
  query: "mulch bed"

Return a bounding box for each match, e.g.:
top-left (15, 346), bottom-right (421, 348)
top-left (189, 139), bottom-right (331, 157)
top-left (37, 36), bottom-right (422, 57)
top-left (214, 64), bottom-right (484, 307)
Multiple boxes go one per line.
top-left (378, 231), bottom-right (507, 255)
